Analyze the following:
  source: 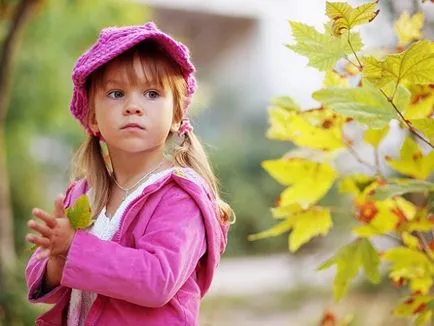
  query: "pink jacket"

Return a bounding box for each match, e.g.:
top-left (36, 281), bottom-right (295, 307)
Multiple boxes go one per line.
top-left (25, 168), bottom-right (229, 325)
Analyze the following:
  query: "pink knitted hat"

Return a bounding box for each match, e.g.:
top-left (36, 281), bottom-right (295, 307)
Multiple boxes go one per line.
top-left (70, 22), bottom-right (197, 129)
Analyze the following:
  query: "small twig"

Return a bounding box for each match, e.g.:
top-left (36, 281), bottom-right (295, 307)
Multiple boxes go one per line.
top-left (344, 138), bottom-right (377, 172)
top-left (347, 33), bottom-right (363, 70)
top-left (345, 55), bottom-right (361, 71)
top-left (415, 231), bottom-right (434, 263)
top-left (379, 88), bottom-right (434, 150)
top-left (374, 148), bottom-right (382, 178)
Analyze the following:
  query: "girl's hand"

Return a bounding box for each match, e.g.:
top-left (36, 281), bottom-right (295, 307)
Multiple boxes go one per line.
top-left (26, 194), bottom-right (75, 260)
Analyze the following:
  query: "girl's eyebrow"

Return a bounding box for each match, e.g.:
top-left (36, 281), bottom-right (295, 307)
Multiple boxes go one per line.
top-left (103, 79), bottom-right (159, 88)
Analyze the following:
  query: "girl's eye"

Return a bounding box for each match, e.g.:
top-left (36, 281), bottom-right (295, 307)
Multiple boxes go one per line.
top-left (145, 90), bottom-right (160, 99)
top-left (107, 90), bottom-right (124, 99)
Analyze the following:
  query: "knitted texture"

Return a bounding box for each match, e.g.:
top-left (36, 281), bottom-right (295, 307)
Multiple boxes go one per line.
top-left (70, 22), bottom-right (197, 129)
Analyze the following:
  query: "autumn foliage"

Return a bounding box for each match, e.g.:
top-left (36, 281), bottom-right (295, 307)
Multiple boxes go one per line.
top-left (249, 1), bottom-right (434, 324)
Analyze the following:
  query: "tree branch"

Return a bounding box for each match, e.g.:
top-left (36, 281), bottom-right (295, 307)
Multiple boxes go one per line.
top-left (0, 0), bottom-right (38, 123)
top-left (379, 88), bottom-right (434, 150)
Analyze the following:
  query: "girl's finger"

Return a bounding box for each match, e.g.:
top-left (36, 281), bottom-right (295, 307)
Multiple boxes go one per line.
top-left (27, 220), bottom-right (52, 238)
top-left (32, 208), bottom-right (57, 228)
top-left (25, 234), bottom-right (51, 248)
top-left (36, 248), bottom-right (50, 260)
top-left (53, 194), bottom-right (65, 219)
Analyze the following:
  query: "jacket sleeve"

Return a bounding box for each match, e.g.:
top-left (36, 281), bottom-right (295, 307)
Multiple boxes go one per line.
top-left (25, 248), bottom-right (69, 304)
top-left (24, 181), bottom-right (78, 304)
top-left (60, 186), bottom-right (207, 308)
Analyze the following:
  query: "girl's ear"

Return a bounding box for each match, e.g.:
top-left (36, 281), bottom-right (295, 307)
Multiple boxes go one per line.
top-left (88, 113), bottom-right (100, 136)
top-left (170, 121), bottom-right (180, 133)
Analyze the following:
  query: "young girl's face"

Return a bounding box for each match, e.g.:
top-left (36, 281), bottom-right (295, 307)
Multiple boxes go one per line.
top-left (89, 53), bottom-right (175, 156)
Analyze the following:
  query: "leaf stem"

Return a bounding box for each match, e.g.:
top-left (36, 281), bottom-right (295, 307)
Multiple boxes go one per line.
top-left (415, 231), bottom-right (434, 263)
top-left (347, 33), bottom-right (363, 70)
top-left (344, 138), bottom-right (377, 172)
top-left (379, 88), bottom-right (434, 150)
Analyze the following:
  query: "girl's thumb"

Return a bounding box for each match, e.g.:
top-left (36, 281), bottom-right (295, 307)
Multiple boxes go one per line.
top-left (54, 194), bottom-right (65, 218)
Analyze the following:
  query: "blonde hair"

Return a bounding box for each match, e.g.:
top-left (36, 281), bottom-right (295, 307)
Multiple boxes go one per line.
top-left (71, 40), bottom-right (233, 224)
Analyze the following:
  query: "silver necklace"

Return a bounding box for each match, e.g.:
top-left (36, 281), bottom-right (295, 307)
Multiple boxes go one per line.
top-left (112, 161), bottom-right (164, 200)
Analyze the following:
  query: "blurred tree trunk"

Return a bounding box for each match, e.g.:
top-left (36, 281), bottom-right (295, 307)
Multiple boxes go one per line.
top-left (0, 0), bottom-right (40, 321)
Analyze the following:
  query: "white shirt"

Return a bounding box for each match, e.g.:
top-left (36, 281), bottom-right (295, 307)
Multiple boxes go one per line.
top-left (67, 168), bottom-right (174, 326)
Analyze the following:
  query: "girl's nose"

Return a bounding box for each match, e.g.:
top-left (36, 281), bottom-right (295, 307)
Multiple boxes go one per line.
top-left (124, 105), bottom-right (143, 115)
top-left (123, 96), bottom-right (144, 116)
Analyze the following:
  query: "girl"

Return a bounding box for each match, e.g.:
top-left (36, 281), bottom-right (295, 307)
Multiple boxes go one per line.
top-left (24, 22), bottom-right (233, 326)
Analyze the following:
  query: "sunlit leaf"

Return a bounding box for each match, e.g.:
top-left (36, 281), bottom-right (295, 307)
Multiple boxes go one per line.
top-left (323, 70), bottom-right (350, 88)
top-left (394, 11), bottom-right (424, 47)
top-left (287, 21), bottom-right (363, 71)
top-left (371, 178), bottom-right (434, 200)
top-left (318, 239), bottom-right (380, 301)
top-left (409, 118), bottom-right (434, 145)
top-left (364, 125), bottom-right (389, 148)
top-left (363, 41), bottom-right (434, 87)
top-left (313, 80), bottom-right (409, 128)
top-left (266, 107), bottom-right (345, 150)
top-left (326, 1), bottom-right (379, 36)
top-left (386, 137), bottom-right (434, 180)
top-left (249, 207), bottom-right (333, 252)
top-left (65, 194), bottom-right (94, 229)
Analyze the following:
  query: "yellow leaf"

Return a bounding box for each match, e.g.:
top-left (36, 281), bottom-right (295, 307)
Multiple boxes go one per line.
top-left (323, 70), bottom-right (350, 88)
top-left (384, 247), bottom-right (434, 295)
top-left (386, 137), bottom-right (434, 180)
top-left (362, 56), bottom-right (387, 87)
top-left (288, 207), bottom-right (333, 252)
top-left (266, 107), bottom-right (345, 150)
top-left (266, 106), bottom-right (293, 141)
top-left (384, 41), bottom-right (434, 86)
top-left (326, 1), bottom-right (379, 36)
top-left (247, 217), bottom-right (294, 241)
top-left (405, 94), bottom-right (434, 120)
top-left (394, 11), bottom-right (424, 47)
top-left (410, 118), bottom-right (434, 144)
top-left (262, 158), bottom-right (337, 208)
top-left (353, 201), bottom-right (399, 237)
top-left (394, 196), bottom-right (417, 221)
top-left (364, 125), bottom-right (389, 148)
top-left (402, 231), bottom-right (420, 250)
top-left (338, 174), bottom-right (375, 197)
top-left (394, 294), bottom-right (434, 317)
top-left (415, 310), bottom-right (432, 326)
top-left (249, 207), bottom-right (333, 253)
top-left (271, 203), bottom-right (304, 219)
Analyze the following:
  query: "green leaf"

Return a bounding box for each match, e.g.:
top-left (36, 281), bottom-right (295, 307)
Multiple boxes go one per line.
top-left (287, 21), bottom-right (363, 71)
top-left (318, 238), bottom-right (380, 301)
top-left (371, 179), bottom-right (434, 200)
top-left (313, 80), bottom-right (410, 128)
top-left (65, 194), bottom-right (94, 230)
top-left (363, 41), bottom-right (434, 87)
top-left (271, 96), bottom-right (301, 111)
